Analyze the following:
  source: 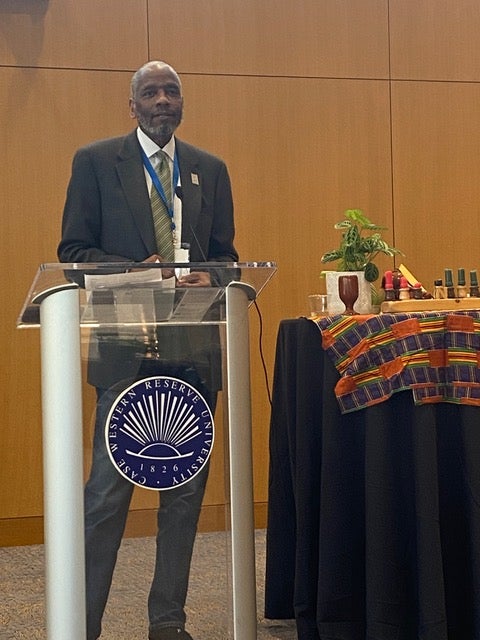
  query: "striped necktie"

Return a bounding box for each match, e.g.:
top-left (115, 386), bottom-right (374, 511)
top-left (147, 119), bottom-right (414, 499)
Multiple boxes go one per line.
top-left (150, 150), bottom-right (174, 261)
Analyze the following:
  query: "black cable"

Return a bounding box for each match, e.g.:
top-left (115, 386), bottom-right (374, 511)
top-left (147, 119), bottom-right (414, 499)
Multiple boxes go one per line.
top-left (253, 299), bottom-right (272, 407)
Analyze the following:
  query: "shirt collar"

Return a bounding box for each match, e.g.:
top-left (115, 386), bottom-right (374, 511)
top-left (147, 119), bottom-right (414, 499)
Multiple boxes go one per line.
top-left (136, 127), bottom-right (176, 162)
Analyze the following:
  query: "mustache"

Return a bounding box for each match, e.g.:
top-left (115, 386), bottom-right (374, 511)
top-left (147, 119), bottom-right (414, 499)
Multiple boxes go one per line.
top-left (152, 109), bottom-right (176, 117)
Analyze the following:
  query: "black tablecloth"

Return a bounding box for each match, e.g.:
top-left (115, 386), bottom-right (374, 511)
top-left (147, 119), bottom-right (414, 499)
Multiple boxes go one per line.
top-left (265, 318), bottom-right (480, 640)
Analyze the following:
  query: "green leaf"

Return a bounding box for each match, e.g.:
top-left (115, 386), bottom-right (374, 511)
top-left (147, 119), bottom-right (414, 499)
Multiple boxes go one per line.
top-left (361, 236), bottom-right (381, 252)
top-left (345, 209), bottom-right (368, 224)
top-left (321, 250), bottom-right (343, 263)
top-left (364, 262), bottom-right (379, 282)
top-left (334, 220), bottom-right (352, 230)
top-left (344, 225), bottom-right (360, 247)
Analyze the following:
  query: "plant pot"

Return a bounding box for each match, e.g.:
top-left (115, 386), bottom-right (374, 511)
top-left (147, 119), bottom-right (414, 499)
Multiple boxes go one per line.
top-left (325, 270), bottom-right (372, 315)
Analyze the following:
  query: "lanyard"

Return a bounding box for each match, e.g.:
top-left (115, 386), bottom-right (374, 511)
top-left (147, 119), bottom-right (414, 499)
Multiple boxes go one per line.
top-left (141, 148), bottom-right (180, 230)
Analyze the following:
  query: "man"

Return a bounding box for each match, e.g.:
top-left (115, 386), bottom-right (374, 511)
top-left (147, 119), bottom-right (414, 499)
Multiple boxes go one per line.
top-left (58, 61), bottom-right (238, 640)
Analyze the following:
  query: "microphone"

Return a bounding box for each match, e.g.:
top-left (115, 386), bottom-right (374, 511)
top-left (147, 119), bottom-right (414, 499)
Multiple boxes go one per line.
top-left (189, 224), bottom-right (208, 263)
top-left (175, 184), bottom-right (220, 285)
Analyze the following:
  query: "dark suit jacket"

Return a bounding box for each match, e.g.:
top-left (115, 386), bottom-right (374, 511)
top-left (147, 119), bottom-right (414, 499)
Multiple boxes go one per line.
top-left (58, 130), bottom-right (237, 264)
top-left (58, 130), bottom-right (238, 390)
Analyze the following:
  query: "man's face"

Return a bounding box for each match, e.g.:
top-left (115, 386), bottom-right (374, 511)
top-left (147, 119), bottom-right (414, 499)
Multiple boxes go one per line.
top-left (130, 64), bottom-right (183, 146)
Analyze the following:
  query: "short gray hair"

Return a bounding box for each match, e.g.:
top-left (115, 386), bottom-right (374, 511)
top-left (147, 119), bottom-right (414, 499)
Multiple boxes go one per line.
top-left (130, 61), bottom-right (182, 99)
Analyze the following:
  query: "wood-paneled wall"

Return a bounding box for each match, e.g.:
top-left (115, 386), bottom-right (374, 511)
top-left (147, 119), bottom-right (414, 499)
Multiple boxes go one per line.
top-left (1, 0), bottom-right (479, 545)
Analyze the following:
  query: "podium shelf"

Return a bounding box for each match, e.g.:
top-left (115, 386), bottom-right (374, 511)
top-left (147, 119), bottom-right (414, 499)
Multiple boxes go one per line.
top-left (17, 261), bottom-right (277, 328)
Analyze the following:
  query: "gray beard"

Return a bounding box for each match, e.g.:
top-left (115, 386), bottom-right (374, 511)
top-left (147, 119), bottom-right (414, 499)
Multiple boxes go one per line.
top-left (137, 114), bottom-right (181, 142)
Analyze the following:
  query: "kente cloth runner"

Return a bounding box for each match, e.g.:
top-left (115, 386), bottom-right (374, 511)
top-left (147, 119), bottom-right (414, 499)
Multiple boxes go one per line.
top-left (312, 311), bottom-right (480, 414)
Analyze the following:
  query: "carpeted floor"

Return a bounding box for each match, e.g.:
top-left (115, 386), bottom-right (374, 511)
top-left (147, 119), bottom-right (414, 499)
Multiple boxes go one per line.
top-left (0, 529), bottom-right (296, 639)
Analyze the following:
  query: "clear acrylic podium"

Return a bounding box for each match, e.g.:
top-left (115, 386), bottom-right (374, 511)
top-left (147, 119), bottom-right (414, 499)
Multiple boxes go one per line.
top-left (18, 261), bottom-right (277, 640)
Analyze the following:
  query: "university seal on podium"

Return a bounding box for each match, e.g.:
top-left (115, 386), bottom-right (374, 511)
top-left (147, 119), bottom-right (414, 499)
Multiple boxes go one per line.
top-left (105, 376), bottom-right (214, 490)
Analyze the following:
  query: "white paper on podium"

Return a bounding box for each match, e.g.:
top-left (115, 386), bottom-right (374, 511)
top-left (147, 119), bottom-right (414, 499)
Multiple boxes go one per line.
top-left (82, 270), bottom-right (176, 328)
top-left (84, 268), bottom-right (165, 290)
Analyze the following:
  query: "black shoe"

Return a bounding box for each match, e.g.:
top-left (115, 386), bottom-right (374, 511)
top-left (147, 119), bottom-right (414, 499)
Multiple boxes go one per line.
top-left (149, 628), bottom-right (194, 640)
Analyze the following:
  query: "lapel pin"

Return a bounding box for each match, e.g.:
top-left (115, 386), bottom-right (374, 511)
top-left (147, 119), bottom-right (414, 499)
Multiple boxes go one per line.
top-left (191, 172), bottom-right (199, 185)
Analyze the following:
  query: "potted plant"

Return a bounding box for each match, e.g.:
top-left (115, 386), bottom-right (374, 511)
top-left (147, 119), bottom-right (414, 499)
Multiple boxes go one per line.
top-left (321, 208), bottom-right (403, 313)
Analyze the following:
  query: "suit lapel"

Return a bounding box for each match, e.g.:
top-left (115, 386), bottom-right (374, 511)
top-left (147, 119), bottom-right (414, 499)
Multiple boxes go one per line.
top-left (116, 132), bottom-right (157, 255)
top-left (175, 140), bottom-right (202, 247)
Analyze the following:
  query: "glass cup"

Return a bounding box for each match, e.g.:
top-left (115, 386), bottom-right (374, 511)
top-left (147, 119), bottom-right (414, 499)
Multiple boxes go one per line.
top-left (308, 294), bottom-right (328, 317)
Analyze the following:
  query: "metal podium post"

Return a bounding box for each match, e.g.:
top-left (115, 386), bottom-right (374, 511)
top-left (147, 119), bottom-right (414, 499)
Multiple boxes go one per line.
top-left (226, 282), bottom-right (257, 640)
top-left (35, 284), bottom-right (86, 640)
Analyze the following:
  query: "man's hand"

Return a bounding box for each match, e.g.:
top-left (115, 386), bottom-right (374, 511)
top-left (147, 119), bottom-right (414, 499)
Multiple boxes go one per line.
top-left (177, 272), bottom-right (211, 287)
top-left (142, 258), bottom-right (211, 287)
top-left (143, 254), bottom-right (162, 263)
top-left (142, 254), bottom-right (175, 279)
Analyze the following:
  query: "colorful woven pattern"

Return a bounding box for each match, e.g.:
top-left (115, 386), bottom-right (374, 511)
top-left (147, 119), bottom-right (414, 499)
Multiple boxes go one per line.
top-left (314, 311), bottom-right (480, 413)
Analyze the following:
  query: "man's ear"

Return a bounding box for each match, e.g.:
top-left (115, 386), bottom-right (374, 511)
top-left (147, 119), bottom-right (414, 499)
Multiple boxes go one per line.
top-left (129, 98), bottom-right (136, 119)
